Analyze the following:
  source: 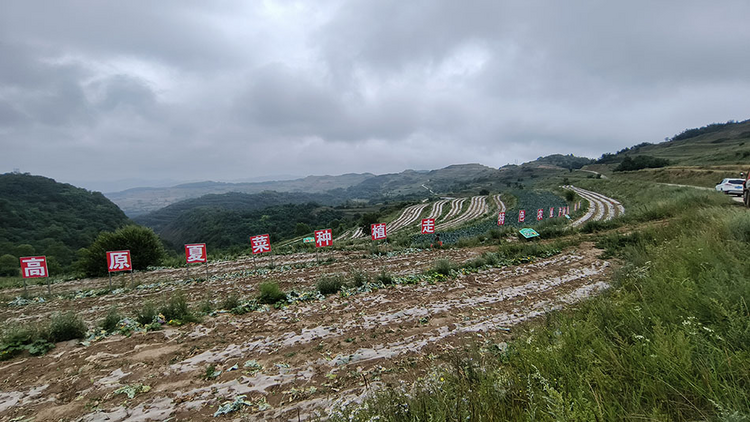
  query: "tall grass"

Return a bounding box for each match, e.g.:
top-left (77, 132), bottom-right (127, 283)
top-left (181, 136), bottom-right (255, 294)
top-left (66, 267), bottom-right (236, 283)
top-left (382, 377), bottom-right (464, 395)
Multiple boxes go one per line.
top-left (330, 206), bottom-right (750, 421)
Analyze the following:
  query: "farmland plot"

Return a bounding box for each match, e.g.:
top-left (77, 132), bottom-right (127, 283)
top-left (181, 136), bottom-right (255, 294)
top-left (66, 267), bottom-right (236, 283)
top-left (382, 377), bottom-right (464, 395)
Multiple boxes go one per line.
top-left (0, 243), bottom-right (613, 421)
top-left (388, 203), bottom-right (429, 233)
top-left (563, 186), bottom-right (624, 227)
top-left (435, 196), bottom-right (488, 231)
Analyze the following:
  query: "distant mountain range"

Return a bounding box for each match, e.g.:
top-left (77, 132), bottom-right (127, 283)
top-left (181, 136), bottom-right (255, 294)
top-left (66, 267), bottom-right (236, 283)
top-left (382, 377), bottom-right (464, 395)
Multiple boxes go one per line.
top-left (106, 164), bottom-right (502, 217)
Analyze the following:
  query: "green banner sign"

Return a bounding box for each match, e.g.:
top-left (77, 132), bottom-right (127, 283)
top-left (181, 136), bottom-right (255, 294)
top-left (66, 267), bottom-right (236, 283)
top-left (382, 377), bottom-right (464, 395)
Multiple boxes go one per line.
top-left (302, 237), bottom-right (315, 243)
top-left (518, 228), bottom-right (540, 239)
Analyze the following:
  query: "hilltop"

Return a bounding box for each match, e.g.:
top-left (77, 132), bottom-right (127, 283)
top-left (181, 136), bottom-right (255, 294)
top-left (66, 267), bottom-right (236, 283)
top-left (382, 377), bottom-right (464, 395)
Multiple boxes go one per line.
top-left (0, 173), bottom-right (130, 273)
top-left (585, 118), bottom-right (750, 186)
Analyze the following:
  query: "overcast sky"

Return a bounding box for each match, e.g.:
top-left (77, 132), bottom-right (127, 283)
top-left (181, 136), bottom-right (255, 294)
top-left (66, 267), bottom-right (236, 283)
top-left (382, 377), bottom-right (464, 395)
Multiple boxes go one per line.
top-left (2, 1), bottom-right (749, 191)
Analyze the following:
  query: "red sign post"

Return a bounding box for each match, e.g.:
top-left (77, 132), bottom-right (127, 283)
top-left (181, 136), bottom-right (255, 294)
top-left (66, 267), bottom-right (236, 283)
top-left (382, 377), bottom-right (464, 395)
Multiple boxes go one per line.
top-left (421, 218), bottom-right (435, 234)
top-left (314, 229), bottom-right (332, 264)
top-left (314, 229), bottom-right (332, 248)
top-left (497, 212), bottom-right (505, 226)
top-left (250, 234), bottom-right (271, 255)
top-left (371, 223), bottom-right (387, 241)
top-left (518, 210), bottom-right (526, 223)
top-left (20, 256), bottom-right (49, 295)
top-left (549, 207), bottom-right (554, 218)
top-left (184, 243), bottom-right (208, 279)
top-left (106, 250), bottom-right (132, 290)
top-left (537, 209), bottom-right (544, 221)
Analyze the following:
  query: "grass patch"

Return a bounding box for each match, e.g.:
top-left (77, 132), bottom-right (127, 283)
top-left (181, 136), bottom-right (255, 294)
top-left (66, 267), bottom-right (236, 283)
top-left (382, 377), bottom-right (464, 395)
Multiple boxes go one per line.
top-left (350, 269), bottom-right (370, 287)
top-left (257, 281), bottom-right (286, 304)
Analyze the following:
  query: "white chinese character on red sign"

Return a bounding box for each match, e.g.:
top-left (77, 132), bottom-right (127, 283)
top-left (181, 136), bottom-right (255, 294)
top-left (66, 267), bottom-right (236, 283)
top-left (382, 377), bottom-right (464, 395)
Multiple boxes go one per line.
top-left (185, 243), bottom-right (207, 263)
top-left (497, 212), bottom-right (505, 226)
top-left (549, 207), bottom-right (554, 218)
top-left (314, 229), bottom-right (332, 248)
top-left (371, 223), bottom-right (387, 240)
top-left (537, 209), bottom-right (544, 221)
top-left (251, 234), bottom-right (271, 255)
top-left (518, 210), bottom-right (525, 223)
top-left (20, 256), bottom-right (48, 278)
top-left (558, 208), bottom-right (563, 217)
top-left (421, 218), bottom-right (435, 234)
top-left (107, 250), bottom-right (132, 272)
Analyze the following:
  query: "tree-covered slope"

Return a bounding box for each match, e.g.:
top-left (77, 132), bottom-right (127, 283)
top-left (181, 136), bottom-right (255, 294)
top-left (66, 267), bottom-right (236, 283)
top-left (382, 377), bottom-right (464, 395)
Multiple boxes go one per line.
top-left (0, 173), bottom-right (130, 272)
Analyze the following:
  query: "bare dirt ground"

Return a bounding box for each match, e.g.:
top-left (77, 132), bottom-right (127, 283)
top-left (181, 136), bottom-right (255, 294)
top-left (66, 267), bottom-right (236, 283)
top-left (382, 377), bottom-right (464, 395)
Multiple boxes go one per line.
top-left (0, 242), bottom-right (613, 421)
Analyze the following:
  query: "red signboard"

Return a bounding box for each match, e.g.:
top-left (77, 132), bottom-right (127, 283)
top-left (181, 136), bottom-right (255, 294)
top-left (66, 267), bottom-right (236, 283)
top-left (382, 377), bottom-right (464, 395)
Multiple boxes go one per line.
top-left (497, 212), bottom-right (505, 226)
top-left (250, 234), bottom-right (272, 255)
top-left (537, 209), bottom-right (544, 221)
top-left (107, 250), bottom-right (132, 272)
top-left (518, 210), bottom-right (525, 223)
top-left (549, 207), bottom-right (554, 218)
top-left (20, 256), bottom-right (48, 278)
top-left (185, 243), bottom-right (207, 263)
top-left (314, 229), bottom-right (332, 248)
top-left (421, 218), bottom-right (435, 234)
top-left (371, 223), bottom-right (387, 240)
top-left (558, 208), bottom-right (563, 217)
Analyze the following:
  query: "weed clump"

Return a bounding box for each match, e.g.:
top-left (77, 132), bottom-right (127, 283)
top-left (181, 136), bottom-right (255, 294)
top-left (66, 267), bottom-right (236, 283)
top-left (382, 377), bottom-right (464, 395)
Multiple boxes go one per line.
top-left (317, 274), bottom-right (345, 295)
top-left (99, 307), bottom-right (123, 333)
top-left (49, 311), bottom-right (87, 342)
top-left (136, 300), bottom-right (159, 325)
top-left (350, 269), bottom-right (370, 287)
top-left (432, 259), bottom-right (456, 276)
top-left (257, 281), bottom-right (286, 304)
top-left (160, 291), bottom-right (199, 323)
top-left (220, 293), bottom-right (241, 310)
top-left (377, 269), bottom-right (394, 285)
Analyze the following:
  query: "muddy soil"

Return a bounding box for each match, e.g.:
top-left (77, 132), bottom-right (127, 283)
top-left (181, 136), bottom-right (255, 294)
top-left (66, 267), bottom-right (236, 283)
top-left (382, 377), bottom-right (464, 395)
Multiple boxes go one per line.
top-left (0, 243), bottom-right (613, 421)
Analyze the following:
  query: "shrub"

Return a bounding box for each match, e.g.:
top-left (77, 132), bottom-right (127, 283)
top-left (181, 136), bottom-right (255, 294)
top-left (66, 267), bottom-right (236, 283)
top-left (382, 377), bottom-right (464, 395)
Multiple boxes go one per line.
top-left (564, 190), bottom-right (576, 202)
top-left (0, 323), bottom-right (53, 360)
top-left (198, 299), bottom-right (213, 314)
top-left (432, 259), bottom-right (456, 276)
top-left (49, 311), bottom-right (87, 342)
top-left (77, 225), bottom-right (166, 277)
top-left (257, 281), bottom-right (286, 304)
top-left (136, 301), bottom-right (158, 325)
top-left (377, 269), bottom-right (394, 285)
top-left (350, 269), bottom-right (370, 287)
top-left (317, 274), bottom-right (345, 295)
top-left (220, 293), bottom-right (241, 310)
top-left (0, 254), bottom-right (19, 277)
top-left (160, 291), bottom-right (198, 323)
top-left (99, 307), bottom-right (122, 333)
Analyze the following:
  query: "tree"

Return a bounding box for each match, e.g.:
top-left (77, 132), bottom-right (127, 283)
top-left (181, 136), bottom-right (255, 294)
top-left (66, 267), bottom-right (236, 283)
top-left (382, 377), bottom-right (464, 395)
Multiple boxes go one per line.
top-left (479, 188), bottom-right (490, 195)
top-left (295, 222), bottom-right (312, 236)
top-left (360, 212), bottom-right (381, 235)
top-left (0, 254), bottom-right (19, 277)
top-left (77, 225), bottom-right (166, 277)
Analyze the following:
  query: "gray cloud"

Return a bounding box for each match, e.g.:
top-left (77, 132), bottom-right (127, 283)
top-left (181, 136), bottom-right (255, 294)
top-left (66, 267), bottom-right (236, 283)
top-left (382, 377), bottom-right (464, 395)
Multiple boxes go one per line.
top-left (1, 1), bottom-right (749, 191)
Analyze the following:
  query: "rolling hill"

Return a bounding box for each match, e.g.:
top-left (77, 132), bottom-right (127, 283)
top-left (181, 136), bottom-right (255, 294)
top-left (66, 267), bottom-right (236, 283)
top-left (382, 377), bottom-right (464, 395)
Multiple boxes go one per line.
top-left (0, 173), bottom-right (130, 273)
top-left (585, 118), bottom-right (750, 187)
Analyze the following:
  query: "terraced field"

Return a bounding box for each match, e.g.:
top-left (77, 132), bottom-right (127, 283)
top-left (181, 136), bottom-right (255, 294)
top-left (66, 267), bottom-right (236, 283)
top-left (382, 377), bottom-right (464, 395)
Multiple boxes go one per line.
top-left (563, 186), bottom-right (625, 227)
top-left (0, 243), bottom-right (612, 421)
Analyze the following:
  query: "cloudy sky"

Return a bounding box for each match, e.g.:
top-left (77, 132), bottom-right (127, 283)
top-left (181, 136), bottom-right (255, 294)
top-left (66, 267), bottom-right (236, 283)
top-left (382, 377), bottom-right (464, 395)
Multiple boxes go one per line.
top-left (2, 1), bottom-right (749, 191)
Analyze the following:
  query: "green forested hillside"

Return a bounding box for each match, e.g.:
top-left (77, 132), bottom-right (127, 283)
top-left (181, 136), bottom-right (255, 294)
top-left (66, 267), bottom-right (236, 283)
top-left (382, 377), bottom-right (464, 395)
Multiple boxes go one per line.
top-left (133, 191), bottom-right (341, 233)
top-left (145, 201), bottom-right (348, 251)
top-left (0, 173), bottom-right (130, 273)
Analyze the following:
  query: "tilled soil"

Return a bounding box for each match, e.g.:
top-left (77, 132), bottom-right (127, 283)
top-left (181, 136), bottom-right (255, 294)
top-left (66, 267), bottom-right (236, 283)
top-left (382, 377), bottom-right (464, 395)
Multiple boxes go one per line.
top-left (0, 243), bottom-right (613, 421)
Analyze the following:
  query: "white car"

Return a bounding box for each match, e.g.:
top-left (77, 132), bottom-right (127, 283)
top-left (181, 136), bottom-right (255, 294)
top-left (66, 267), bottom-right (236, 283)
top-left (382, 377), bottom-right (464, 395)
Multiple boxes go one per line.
top-left (715, 178), bottom-right (744, 195)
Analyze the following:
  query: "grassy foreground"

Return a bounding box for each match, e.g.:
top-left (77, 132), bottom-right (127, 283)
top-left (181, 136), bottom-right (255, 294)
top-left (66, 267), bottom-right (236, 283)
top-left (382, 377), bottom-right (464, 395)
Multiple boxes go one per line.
top-left (329, 188), bottom-right (750, 421)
